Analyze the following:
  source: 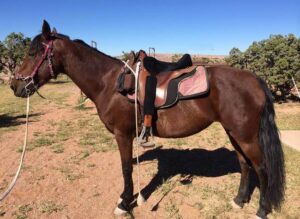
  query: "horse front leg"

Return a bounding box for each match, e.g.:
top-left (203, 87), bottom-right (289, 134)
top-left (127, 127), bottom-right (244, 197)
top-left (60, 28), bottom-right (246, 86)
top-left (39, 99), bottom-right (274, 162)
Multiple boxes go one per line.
top-left (114, 133), bottom-right (134, 215)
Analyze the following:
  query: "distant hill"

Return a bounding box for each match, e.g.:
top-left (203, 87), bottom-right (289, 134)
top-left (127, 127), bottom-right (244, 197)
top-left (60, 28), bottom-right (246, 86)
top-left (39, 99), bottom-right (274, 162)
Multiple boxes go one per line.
top-left (153, 53), bottom-right (227, 62)
top-left (118, 52), bottom-right (227, 63)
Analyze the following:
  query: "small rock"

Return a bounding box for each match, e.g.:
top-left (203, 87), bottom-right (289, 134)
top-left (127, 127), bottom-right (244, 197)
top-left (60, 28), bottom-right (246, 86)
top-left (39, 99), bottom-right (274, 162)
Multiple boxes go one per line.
top-left (0, 208), bottom-right (5, 217)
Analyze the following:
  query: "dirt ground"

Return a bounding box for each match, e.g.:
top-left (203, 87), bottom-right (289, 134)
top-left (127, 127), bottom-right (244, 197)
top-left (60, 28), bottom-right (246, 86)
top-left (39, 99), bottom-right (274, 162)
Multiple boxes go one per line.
top-left (280, 130), bottom-right (300, 151)
top-left (0, 81), bottom-right (299, 219)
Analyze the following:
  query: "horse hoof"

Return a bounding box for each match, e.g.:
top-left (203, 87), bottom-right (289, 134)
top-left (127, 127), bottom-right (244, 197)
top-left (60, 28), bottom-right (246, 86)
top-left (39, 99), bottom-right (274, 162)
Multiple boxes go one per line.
top-left (255, 212), bottom-right (267, 219)
top-left (117, 197), bottom-right (123, 204)
top-left (114, 206), bottom-right (128, 216)
top-left (140, 141), bottom-right (155, 148)
top-left (137, 193), bottom-right (146, 206)
top-left (231, 200), bottom-right (242, 209)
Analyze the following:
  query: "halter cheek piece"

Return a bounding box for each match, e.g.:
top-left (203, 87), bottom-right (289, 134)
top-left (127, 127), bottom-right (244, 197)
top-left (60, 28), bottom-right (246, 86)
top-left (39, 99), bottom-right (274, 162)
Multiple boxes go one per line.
top-left (15, 40), bottom-right (55, 94)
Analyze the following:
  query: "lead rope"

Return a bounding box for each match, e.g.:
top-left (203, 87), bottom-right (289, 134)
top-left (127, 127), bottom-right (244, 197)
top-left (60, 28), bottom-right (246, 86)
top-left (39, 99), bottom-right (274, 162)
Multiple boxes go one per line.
top-left (122, 61), bottom-right (145, 205)
top-left (0, 96), bottom-right (30, 202)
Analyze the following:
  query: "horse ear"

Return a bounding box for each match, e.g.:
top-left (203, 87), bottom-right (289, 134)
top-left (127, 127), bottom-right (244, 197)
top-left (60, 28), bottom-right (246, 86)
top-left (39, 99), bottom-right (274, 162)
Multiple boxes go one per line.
top-left (138, 50), bottom-right (147, 60)
top-left (129, 51), bottom-right (136, 60)
top-left (42, 20), bottom-right (51, 40)
top-left (125, 51), bottom-right (135, 64)
top-left (52, 27), bottom-right (57, 35)
top-left (134, 51), bottom-right (140, 62)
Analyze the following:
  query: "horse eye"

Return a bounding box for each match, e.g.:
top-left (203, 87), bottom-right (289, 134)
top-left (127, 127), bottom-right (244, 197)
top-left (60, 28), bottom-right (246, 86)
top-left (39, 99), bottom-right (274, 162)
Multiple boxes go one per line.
top-left (28, 50), bottom-right (36, 57)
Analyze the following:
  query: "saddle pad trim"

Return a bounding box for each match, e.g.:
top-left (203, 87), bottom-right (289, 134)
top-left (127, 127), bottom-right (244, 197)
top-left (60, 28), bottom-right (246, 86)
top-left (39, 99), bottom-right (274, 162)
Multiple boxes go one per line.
top-left (178, 66), bottom-right (210, 100)
top-left (158, 68), bottom-right (197, 109)
top-left (126, 66), bottom-right (210, 109)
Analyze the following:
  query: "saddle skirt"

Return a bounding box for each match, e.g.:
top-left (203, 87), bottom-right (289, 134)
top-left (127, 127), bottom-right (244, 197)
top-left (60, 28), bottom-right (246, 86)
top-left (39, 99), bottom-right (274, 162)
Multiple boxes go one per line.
top-left (127, 65), bottom-right (209, 109)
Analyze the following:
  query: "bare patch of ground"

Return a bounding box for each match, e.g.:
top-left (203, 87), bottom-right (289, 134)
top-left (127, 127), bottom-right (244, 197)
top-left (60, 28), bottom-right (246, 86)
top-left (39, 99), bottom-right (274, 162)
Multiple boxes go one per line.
top-left (280, 130), bottom-right (300, 151)
top-left (0, 80), bottom-right (299, 219)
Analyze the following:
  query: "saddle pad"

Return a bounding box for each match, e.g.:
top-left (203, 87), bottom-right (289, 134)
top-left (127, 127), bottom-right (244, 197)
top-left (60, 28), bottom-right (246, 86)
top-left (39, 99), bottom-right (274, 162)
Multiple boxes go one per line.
top-left (127, 66), bottom-right (209, 109)
top-left (178, 66), bottom-right (209, 98)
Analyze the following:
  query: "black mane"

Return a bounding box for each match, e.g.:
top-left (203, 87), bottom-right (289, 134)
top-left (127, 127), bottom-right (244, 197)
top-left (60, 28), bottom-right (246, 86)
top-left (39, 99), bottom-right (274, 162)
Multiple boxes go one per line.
top-left (28, 35), bottom-right (43, 55)
top-left (29, 33), bottom-right (121, 62)
top-left (73, 39), bottom-right (121, 62)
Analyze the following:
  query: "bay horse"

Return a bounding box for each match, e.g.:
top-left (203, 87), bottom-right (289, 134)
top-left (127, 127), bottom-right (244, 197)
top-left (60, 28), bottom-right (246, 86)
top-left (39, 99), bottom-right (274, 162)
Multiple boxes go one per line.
top-left (10, 21), bottom-right (285, 218)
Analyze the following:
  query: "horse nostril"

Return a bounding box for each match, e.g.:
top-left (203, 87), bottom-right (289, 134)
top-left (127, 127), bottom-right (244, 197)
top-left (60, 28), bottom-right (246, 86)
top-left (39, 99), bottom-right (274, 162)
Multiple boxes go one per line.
top-left (10, 84), bottom-right (16, 92)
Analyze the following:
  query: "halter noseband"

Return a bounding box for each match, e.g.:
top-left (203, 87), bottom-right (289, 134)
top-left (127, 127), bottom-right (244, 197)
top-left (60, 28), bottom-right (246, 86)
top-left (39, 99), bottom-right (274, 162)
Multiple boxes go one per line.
top-left (15, 40), bottom-right (55, 94)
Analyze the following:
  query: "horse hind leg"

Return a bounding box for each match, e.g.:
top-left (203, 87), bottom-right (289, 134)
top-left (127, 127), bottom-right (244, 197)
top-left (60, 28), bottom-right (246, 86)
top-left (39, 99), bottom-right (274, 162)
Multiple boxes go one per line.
top-left (241, 141), bottom-right (272, 219)
top-left (228, 134), bottom-right (272, 219)
top-left (227, 134), bottom-right (251, 209)
top-left (223, 75), bottom-right (284, 218)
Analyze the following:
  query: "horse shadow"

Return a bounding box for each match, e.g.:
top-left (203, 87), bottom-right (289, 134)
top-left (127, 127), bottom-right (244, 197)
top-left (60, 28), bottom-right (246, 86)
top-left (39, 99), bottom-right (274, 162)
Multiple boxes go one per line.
top-left (0, 113), bottom-right (42, 128)
top-left (133, 146), bottom-right (258, 210)
top-left (49, 80), bottom-right (70, 84)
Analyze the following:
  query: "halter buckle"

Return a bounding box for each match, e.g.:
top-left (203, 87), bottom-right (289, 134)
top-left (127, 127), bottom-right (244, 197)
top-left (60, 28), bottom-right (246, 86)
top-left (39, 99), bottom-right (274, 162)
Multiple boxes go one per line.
top-left (24, 77), bottom-right (35, 95)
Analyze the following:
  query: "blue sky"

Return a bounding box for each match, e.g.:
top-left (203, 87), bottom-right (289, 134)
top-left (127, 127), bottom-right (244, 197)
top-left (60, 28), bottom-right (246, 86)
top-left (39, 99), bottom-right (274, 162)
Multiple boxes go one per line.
top-left (0, 0), bottom-right (299, 56)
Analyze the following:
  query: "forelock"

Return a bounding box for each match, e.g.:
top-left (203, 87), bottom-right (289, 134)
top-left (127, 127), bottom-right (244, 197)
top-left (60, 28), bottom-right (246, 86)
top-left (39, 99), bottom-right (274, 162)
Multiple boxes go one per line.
top-left (28, 34), bottom-right (43, 55)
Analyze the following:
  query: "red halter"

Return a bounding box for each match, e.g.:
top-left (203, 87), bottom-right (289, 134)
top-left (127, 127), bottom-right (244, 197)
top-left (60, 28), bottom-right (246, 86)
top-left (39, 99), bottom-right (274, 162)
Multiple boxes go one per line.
top-left (14, 40), bottom-right (55, 94)
top-left (15, 40), bottom-right (55, 80)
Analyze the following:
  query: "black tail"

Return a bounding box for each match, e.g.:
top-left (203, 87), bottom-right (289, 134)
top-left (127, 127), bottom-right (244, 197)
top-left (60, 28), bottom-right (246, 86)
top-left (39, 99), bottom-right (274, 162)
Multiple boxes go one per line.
top-left (258, 78), bottom-right (285, 210)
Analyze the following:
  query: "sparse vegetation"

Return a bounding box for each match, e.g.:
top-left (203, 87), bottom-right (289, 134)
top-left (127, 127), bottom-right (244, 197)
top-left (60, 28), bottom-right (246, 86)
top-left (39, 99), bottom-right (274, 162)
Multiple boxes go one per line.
top-left (13, 204), bottom-right (33, 219)
top-left (171, 53), bottom-right (184, 62)
top-left (38, 200), bottom-right (64, 214)
top-left (31, 136), bottom-right (55, 149)
top-left (75, 94), bottom-right (87, 110)
top-left (51, 143), bottom-right (64, 153)
top-left (70, 150), bottom-right (90, 164)
top-left (164, 198), bottom-right (182, 219)
top-left (192, 55), bottom-right (225, 64)
top-left (168, 138), bottom-right (187, 147)
top-left (159, 178), bottom-right (178, 196)
top-left (171, 53), bottom-right (225, 64)
top-left (275, 104), bottom-right (300, 130)
top-left (78, 116), bottom-right (117, 152)
top-left (57, 166), bottom-right (84, 181)
top-left (0, 77), bottom-right (299, 218)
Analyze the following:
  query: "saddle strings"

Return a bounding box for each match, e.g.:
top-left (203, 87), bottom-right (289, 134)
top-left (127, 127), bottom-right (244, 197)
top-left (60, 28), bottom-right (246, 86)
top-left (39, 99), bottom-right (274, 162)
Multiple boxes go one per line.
top-left (122, 60), bottom-right (145, 204)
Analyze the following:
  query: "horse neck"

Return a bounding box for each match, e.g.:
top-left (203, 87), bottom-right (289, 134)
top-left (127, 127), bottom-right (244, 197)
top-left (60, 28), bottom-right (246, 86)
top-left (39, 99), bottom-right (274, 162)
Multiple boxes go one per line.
top-left (61, 41), bottom-right (123, 102)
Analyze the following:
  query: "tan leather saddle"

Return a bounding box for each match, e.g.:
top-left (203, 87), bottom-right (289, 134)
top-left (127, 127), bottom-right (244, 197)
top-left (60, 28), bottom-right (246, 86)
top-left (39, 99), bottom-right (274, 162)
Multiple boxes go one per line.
top-left (119, 50), bottom-right (209, 109)
top-left (134, 51), bottom-right (209, 109)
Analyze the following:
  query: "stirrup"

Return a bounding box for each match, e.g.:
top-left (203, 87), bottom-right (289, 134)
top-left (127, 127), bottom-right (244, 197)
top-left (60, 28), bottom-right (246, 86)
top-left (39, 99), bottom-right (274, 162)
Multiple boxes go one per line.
top-left (138, 126), bottom-right (155, 148)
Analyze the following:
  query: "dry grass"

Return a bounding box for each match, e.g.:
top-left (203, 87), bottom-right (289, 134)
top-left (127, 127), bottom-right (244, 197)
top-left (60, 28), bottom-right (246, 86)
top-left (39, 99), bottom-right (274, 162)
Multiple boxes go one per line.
top-left (275, 103), bottom-right (300, 130)
top-left (38, 200), bottom-right (65, 214)
top-left (0, 80), bottom-right (299, 219)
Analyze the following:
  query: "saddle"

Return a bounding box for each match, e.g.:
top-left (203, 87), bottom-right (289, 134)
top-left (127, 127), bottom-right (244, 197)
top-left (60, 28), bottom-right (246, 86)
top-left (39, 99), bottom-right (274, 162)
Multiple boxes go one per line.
top-left (117, 51), bottom-right (209, 109)
top-left (143, 54), bottom-right (193, 74)
top-left (138, 52), bottom-right (209, 109)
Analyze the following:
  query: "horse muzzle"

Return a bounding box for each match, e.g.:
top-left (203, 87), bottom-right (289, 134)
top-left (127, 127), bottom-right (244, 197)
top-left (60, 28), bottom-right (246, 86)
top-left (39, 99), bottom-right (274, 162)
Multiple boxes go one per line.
top-left (10, 78), bottom-right (36, 98)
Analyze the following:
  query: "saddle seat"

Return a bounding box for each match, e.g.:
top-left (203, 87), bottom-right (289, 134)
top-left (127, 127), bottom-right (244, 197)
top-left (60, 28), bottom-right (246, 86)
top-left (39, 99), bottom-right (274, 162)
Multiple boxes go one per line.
top-left (119, 50), bottom-right (209, 109)
top-left (143, 54), bottom-right (193, 75)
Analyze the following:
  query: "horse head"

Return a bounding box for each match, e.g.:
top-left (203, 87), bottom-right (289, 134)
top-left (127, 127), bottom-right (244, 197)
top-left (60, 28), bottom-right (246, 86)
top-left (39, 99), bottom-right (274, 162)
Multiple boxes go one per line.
top-left (10, 20), bottom-right (65, 97)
